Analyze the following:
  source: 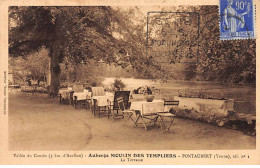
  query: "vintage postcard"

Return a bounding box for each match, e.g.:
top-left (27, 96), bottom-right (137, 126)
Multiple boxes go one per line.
top-left (0, 0), bottom-right (259, 165)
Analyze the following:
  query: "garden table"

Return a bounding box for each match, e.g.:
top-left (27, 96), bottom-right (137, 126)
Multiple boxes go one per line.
top-left (73, 91), bottom-right (91, 100)
top-left (92, 95), bottom-right (114, 117)
top-left (73, 90), bottom-right (92, 109)
top-left (130, 99), bottom-right (164, 130)
top-left (58, 88), bottom-right (73, 104)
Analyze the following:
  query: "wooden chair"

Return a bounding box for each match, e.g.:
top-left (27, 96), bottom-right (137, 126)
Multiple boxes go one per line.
top-left (74, 89), bottom-right (92, 109)
top-left (91, 87), bottom-right (105, 97)
top-left (117, 97), bottom-right (136, 127)
top-left (110, 91), bottom-right (130, 119)
top-left (72, 84), bottom-right (84, 93)
top-left (59, 87), bottom-right (73, 105)
top-left (72, 85), bottom-right (85, 108)
top-left (91, 87), bottom-right (107, 117)
top-left (157, 100), bottom-right (179, 133)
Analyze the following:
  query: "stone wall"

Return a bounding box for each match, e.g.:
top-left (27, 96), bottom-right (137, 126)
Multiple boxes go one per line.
top-left (172, 96), bottom-right (235, 124)
top-left (171, 96), bottom-right (255, 135)
top-left (174, 96), bottom-right (234, 118)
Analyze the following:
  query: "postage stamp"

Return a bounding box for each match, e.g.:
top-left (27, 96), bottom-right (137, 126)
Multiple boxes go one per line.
top-left (146, 12), bottom-right (200, 64)
top-left (219, 0), bottom-right (256, 40)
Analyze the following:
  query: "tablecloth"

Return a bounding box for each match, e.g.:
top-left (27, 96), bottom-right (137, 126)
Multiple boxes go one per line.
top-left (58, 88), bottom-right (73, 99)
top-left (73, 92), bottom-right (92, 100)
top-left (92, 95), bottom-right (114, 106)
top-left (130, 99), bottom-right (164, 115)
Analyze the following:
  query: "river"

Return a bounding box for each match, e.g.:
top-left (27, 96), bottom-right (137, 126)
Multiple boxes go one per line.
top-left (103, 77), bottom-right (256, 115)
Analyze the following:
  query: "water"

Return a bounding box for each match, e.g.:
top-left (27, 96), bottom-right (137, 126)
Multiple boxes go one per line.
top-left (103, 78), bottom-right (256, 115)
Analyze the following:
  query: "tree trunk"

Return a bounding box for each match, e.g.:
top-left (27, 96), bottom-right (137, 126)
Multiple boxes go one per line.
top-left (49, 40), bottom-right (61, 97)
top-left (47, 57), bottom-right (51, 86)
top-left (49, 16), bottom-right (62, 97)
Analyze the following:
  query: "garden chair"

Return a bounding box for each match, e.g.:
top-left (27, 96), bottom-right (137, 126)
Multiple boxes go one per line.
top-left (157, 100), bottom-right (179, 133)
top-left (164, 100), bottom-right (179, 111)
top-left (91, 87), bottom-right (105, 96)
top-left (58, 87), bottom-right (73, 104)
top-left (74, 89), bottom-right (92, 109)
top-left (117, 96), bottom-right (136, 127)
top-left (72, 84), bottom-right (84, 108)
top-left (91, 87), bottom-right (107, 117)
top-left (72, 84), bottom-right (84, 93)
top-left (110, 91), bottom-right (130, 119)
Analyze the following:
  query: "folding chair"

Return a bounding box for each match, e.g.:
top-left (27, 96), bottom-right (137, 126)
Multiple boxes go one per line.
top-left (157, 112), bottom-right (176, 133)
top-left (110, 91), bottom-right (130, 119)
top-left (117, 97), bottom-right (136, 127)
top-left (164, 100), bottom-right (179, 107)
top-left (157, 100), bottom-right (179, 133)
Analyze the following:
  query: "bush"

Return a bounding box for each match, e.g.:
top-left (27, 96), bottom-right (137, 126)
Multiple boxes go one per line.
top-left (113, 79), bottom-right (126, 91)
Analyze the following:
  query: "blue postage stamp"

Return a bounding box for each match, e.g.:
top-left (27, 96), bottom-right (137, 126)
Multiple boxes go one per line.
top-left (220, 0), bottom-right (256, 40)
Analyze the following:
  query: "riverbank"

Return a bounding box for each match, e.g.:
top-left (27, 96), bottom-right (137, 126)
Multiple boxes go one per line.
top-left (103, 78), bottom-right (256, 115)
top-left (8, 94), bottom-right (255, 150)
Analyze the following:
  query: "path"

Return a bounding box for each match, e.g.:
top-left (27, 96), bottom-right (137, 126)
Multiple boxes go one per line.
top-left (8, 94), bottom-right (256, 150)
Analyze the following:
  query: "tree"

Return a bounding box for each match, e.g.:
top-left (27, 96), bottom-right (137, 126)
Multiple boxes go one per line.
top-left (142, 6), bottom-right (256, 82)
top-left (9, 5), bottom-right (256, 93)
top-left (9, 7), bottom-right (133, 96)
top-left (9, 47), bottom-right (49, 85)
top-left (197, 6), bottom-right (256, 83)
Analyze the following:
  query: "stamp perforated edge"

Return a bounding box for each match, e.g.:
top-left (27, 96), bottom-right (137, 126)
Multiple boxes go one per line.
top-left (219, 0), bottom-right (257, 40)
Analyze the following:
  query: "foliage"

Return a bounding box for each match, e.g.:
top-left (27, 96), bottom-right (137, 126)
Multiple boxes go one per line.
top-left (9, 47), bottom-right (49, 85)
top-left (9, 5), bottom-right (256, 89)
top-left (113, 78), bottom-right (126, 91)
top-left (8, 6), bottom-right (141, 94)
top-left (198, 6), bottom-right (255, 83)
top-left (133, 86), bottom-right (160, 95)
top-left (9, 7), bottom-right (116, 60)
top-left (144, 6), bottom-right (256, 83)
top-left (8, 6), bottom-right (159, 94)
top-left (59, 60), bottom-right (138, 88)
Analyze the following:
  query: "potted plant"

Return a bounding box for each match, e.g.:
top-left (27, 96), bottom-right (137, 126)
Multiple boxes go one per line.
top-left (132, 86), bottom-right (157, 102)
top-left (113, 78), bottom-right (126, 91)
top-left (145, 86), bottom-right (155, 102)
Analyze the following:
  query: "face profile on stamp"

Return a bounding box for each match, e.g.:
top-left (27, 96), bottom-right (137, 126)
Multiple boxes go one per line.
top-left (220, 0), bottom-right (255, 40)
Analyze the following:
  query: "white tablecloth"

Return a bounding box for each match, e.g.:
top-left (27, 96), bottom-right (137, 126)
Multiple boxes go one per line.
top-left (130, 100), bottom-right (164, 115)
top-left (92, 95), bottom-right (114, 106)
top-left (58, 89), bottom-right (72, 99)
top-left (73, 91), bottom-right (92, 100)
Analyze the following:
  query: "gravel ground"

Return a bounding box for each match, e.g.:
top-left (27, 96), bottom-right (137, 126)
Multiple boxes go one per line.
top-left (8, 93), bottom-right (256, 150)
